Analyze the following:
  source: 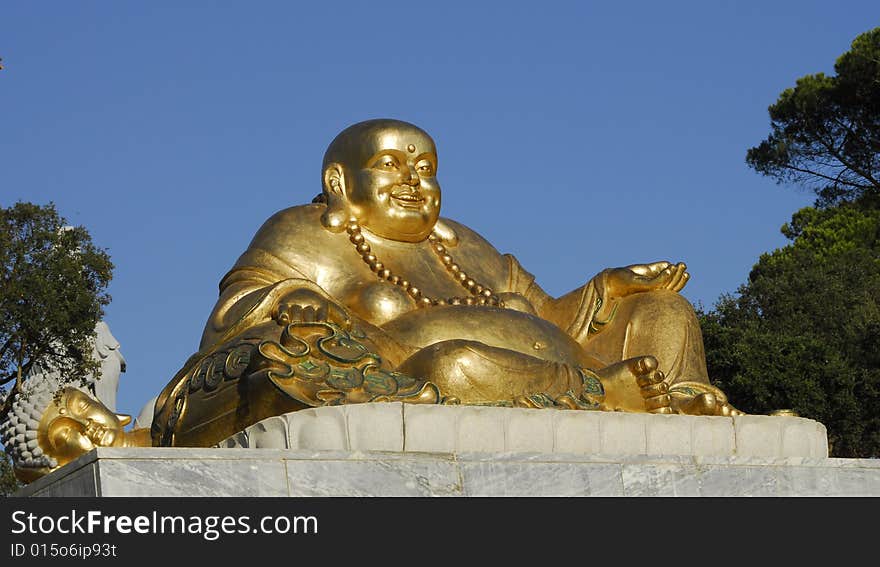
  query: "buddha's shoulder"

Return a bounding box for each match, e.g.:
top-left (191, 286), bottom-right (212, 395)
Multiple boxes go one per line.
top-left (257, 204), bottom-right (323, 231)
top-left (249, 204), bottom-right (332, 246)
top-left (438, 217), bottom-right (502, 253)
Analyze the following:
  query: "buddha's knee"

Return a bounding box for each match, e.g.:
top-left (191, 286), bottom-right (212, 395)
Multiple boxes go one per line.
top-left (397, 340), bottom-right (561, 402)
top-left (399, 340), bottom-right (505, 392)
top-left (615, 289), bottom-right (698, 327)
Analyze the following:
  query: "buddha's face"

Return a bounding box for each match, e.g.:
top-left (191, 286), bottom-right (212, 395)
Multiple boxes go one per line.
top-left (38, 388), bottom-right (125, 467)
top-left (341, 125), bottom-right (441, 242)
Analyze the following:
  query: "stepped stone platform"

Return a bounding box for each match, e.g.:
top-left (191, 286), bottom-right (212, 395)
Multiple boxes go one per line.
top-left (16, 404), bottom-right (880, 497)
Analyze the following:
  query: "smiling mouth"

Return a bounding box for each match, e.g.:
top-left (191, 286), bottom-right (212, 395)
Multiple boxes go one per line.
top-left (390, 189), bottom-right (425, 208)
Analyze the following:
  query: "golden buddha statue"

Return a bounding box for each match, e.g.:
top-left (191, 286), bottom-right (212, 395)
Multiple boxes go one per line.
top-left (16, 119), bottom-right (740, 476)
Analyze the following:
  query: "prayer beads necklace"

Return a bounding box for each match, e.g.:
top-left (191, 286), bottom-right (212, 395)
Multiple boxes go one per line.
top-left (346, 221), bottom-right (504, 308)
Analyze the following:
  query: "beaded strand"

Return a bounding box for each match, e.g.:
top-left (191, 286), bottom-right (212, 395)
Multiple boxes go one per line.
top-left (346, 221), bottom-right (504, 308)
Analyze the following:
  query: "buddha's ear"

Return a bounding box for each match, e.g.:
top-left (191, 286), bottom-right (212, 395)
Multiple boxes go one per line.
top-left (320, 162), bottom-right (349, 233)
top-left (323, 162), bottom-right (345, 197)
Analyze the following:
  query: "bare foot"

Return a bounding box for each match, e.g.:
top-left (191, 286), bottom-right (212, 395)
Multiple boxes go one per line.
top-left (678, 393), bottom-right (743, 416)
top-left (668, 382), bottom-right (744, 416)
top-left (593, 355), bottom-right (672, 413)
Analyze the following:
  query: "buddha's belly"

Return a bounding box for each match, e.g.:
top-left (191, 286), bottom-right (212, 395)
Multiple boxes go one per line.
top-left (381, 305), bottom-right (599, 368)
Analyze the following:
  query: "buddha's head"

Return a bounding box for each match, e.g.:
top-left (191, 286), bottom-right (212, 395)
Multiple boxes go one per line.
top-left (321, 119), bottom-right (441, 242)
top-left (36, 388), bottom-right (128, 470)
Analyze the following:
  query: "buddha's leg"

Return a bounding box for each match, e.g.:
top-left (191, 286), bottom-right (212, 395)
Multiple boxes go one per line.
top-left (584, 290), bottom-right (709, 386)
top-left (396, 340), bottom-right (671, 412)
top-left (397, 340), bottom-right (585, 404)
top-left (584, 290), bottom-right (742, 415)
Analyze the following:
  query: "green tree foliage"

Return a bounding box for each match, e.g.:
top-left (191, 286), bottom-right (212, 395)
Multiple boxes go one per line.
top-left (0, 202), bottom-right (113, 422)
top-left (700, 202), bottom-right (880, 457)
top-left (704, 27), bottom-right (880, 458)
top-left (746, 28), bottom-right (880, 207)
top-left (0, 453), bottom-right (19, 496)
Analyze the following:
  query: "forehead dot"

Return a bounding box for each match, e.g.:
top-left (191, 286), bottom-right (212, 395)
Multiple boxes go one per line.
top-left (407, 144), bottom-right (416, 153)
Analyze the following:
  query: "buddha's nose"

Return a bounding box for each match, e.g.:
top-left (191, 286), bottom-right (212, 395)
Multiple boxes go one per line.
top-left (402, 164), bottom-right (420, 186)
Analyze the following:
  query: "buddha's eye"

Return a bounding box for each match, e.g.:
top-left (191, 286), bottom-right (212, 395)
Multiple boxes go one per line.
top-left (70, 398), bottom-right (90, 416)
top-left (416, 160), bottom-right (434, 176)
top-left (372, 155), bottom-right (399, 171)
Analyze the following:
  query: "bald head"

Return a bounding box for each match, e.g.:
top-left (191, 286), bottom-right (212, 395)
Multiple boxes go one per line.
top-left (322, 119), bottom-right (437, 175)
top-left (321, 119), bottom-right (441, 242)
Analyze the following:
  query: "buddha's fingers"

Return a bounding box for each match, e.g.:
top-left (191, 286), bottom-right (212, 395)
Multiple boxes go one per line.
top-left (664, 263), bottom-right (687, 291)
top-left (671, 271), bottom-right (690, 292)
top-left (275, 302), bottom-right (301, 325)
top-left (276, 298), bottom-right (351, 328)
top-left (315, 302), bottom-right (328, 324)
top-left (300, 305), bottom-right (318, 322)
top-left (288, 304), bottom-right (304, 323)
top-left (648, 261), bottom-right (672, 276)
top-left (662, 264), bottom-right (680, 289)
top-left (655, 266), bottom-right (676, 290)
top-left (627, 261), bottom-right (671, 277)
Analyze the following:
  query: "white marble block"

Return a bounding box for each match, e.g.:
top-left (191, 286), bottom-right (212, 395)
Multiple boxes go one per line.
top-left (245, 416), bottom-right (289, 449)
top-left (599, 412), bottom-right (648, 455)
top-left (16, 448), bottom-right (880, 497)
top-left (552, 411), bottom-right (602, 454)
top-left (403, 404), bottom-right (458, 452)
top-left (17, 404), bottom-right (854, 497)
top-left (220, 403), bottom-right (829, 459)
top-left (505, 408), bottom-right (555, 452)
top-left (345, 402), bottom-right (404, 452)
top-left (287, 406), bottom-right (349, 450)
top-left (456, 406), bottom-right (506, 452)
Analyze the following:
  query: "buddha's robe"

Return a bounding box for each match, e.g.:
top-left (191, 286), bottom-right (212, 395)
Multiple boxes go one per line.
top-left (152, 204), bottom-right (709, 446)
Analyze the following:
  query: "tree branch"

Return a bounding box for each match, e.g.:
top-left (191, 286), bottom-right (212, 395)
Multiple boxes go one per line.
top-left (817, 122), bottom-right (880, 189)
top-left (781, 162), bottom-right (872, 189)
top-left (0, 337), bottom-right (12, 361)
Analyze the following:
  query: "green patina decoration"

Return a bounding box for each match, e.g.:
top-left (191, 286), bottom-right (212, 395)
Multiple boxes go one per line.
top-left (580, 369), bottom-right (605, 396)
top-left (527, 393), bottom-right (558, 408)
top-left (258, 321), bottom-right (436, 407)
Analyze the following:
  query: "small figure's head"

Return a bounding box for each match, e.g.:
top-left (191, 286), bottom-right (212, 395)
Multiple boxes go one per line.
top-left (37, 388), bottom-right (128, 470)
top-left (91, 320), bottom-right (126, 412)
top-left (321, 119), bottom-right (441, 242)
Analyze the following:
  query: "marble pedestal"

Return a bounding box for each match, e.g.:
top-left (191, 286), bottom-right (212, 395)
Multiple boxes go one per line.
top-left (16, 404), bottom-right (880, 496)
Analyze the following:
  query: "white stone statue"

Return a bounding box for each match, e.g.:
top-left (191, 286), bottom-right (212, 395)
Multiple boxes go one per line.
top-left (0, 321), bottom-right (126, 479)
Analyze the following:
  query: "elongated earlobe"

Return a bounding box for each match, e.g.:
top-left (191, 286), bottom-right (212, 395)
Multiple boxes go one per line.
top-left (321, 202), bottom-right (348, 233)
top-left (433, 219), bottom-right (459, 247)
top-left (321, 163), bottom-right (349, 233)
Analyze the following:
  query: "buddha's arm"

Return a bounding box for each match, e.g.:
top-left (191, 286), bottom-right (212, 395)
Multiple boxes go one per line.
top-left (506, 256), bottom-right (692, 344)
top-left (201, 254), bottom-right (408, 353)
top-left (199, 247), bottom-right (319, 349)
top-left (502, 254), bottom-right (608, 345)
top-left (199, 205), bottom-right (358, 349)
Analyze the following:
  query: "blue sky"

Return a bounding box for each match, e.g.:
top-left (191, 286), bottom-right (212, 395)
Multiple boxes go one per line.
top-left (2, 1), bottom-right (878, 420)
